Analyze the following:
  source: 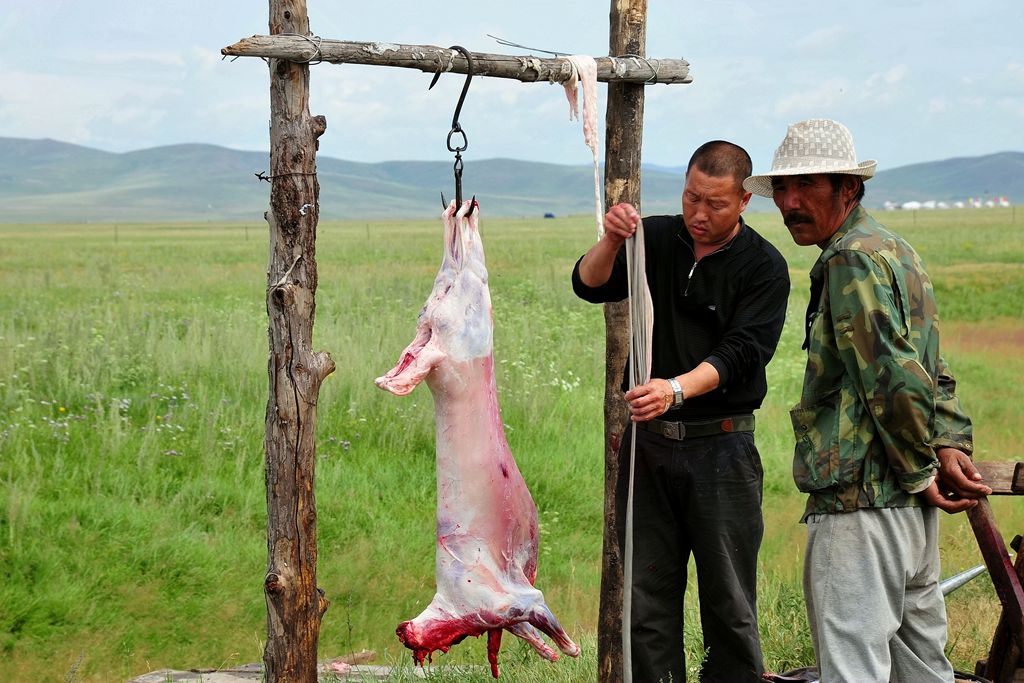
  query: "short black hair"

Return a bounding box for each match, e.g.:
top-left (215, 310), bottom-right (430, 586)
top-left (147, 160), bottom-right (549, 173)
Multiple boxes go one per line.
top-left (827, 174), bottom-right (867, 202)
top-left (687, 141), bottom-right (753, 191)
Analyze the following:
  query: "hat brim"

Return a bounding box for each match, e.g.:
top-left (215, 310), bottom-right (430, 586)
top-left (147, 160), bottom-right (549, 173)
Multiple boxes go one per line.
top-left (742, 160), bottom-right (877, 198)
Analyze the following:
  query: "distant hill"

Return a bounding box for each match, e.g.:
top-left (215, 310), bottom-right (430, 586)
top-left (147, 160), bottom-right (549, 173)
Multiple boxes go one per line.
top-left (0, 137), bottom-right (1020, 223)
top-left (866, 151), bottom-right (1024, 206)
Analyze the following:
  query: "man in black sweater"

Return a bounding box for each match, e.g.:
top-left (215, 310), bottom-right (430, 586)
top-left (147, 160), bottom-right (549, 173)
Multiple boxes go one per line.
top-left (572, 141), bottom-right (790, 682)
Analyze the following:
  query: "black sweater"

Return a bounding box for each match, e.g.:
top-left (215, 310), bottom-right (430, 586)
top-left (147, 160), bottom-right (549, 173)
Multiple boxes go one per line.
top-left (572, 215), bottom-right (790, 420)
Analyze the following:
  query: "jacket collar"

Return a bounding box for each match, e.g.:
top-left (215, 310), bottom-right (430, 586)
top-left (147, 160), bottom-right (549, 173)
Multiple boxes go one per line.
top-left (819, 204), bottom-right (870, 260)
top-left (677, 215), bottom-right (750, 255)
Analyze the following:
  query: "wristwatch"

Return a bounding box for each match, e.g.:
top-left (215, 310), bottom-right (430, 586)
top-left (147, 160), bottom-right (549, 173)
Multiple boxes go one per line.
top-left (667, 377), bottom-right (685, 408)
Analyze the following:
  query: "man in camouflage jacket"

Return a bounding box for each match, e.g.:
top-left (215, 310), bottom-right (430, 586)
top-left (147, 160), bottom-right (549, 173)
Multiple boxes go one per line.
top-left (745, 119), bottom-right (991, 682)
top-left (791, 204), bottom-right (974, 517)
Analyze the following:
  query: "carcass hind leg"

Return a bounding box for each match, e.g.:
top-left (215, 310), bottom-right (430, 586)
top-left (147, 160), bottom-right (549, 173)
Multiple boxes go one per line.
top-left (506, 621), bottom-right (559, 661)
top-left (527, 603), bottom-right (581, 657)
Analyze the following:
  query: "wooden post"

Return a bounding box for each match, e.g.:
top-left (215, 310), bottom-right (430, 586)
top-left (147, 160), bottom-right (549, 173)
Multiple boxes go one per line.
top-left (263, 0), bottom-right (334, 681)
top-left (599, 1), bottom-right (647, 681)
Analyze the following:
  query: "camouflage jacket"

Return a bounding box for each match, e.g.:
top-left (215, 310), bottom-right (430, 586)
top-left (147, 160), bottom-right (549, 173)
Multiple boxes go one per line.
top-left (792, 205), bottom-right (973, 519)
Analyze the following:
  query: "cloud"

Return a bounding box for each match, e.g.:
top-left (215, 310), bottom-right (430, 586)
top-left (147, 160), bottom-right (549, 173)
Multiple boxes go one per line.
top-left (190, 46), bottom-right (232, 74)
top-left (860, 64), bottom-right (911, 106)
top-left (1007, 61), bottom-right (1024, 85)
top-left (0, 70), bottom-right (176, 147)
top-left (795, 26), bottom-right (846, 51)
top-left (774, 78), bottom-right (852, 116)
top-left (866, 64), bottom-right (909, 88)
top-left (88, 51), bottom-right (187, 69)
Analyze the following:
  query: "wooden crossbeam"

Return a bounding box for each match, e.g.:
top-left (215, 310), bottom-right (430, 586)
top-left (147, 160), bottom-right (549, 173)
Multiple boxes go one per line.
top-left (976, 462), bottom-right (1024, 495)
top-left (221, 35), bottom-right (692, 85)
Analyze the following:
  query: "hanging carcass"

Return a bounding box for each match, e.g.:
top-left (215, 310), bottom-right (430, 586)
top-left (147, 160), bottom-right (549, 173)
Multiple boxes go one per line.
top-left (375, 200), bottom-right (580, 677)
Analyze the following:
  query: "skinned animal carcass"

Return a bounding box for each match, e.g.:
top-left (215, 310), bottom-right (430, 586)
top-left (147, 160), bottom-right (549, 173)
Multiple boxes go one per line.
top-left (375, 200), bottom-right (580, 677)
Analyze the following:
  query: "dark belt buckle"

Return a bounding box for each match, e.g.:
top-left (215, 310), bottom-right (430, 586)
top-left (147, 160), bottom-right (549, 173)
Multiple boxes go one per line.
top-left (663, 421), bottom-right (685, 441)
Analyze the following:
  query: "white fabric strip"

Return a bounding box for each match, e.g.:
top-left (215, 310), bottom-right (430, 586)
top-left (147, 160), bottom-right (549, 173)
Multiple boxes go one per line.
top-left (623, 219), bottom-right (653, 683)
top-left (563, 55), bottom-right (603, 239)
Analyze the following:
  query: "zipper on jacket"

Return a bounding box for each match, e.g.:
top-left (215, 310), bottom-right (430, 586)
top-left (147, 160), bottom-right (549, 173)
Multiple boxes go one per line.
top-left (684, 260), bottom-right (698, 296)
top-left (680, 239), bottom-right (734, 297)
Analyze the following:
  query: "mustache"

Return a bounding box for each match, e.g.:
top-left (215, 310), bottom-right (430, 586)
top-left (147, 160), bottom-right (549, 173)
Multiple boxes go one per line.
top-left (784, 212), bottom-right (814, 227)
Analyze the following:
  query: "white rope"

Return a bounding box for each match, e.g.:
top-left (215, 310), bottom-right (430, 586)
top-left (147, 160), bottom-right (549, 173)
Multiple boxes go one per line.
top-left (623, 219), bottom-right (653, 683)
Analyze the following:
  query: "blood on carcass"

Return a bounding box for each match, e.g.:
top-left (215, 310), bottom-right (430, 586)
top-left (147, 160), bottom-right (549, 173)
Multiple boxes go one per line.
top-left (376, 200), bottom-right (580, 677)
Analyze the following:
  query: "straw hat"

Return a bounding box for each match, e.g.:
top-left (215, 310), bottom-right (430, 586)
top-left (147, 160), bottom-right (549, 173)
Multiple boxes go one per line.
top-left (743, 119), bottom-right (877, 197)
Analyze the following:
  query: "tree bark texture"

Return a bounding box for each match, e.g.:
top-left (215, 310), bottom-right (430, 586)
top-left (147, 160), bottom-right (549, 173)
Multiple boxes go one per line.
top-left (264, 1), bottom-right (334, 681)
top-left (222, 35), bottom-right (690, 85)
top-left (600, 2), bottom-right (647, 682)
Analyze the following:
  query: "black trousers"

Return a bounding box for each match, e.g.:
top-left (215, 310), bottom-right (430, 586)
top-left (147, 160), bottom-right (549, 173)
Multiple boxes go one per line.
top-left (616, 425), bottom-right (765, 683)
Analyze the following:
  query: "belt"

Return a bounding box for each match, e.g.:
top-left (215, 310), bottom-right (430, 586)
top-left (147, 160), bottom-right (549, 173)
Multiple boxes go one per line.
top-left (636, 414), bottom-right (755, 441)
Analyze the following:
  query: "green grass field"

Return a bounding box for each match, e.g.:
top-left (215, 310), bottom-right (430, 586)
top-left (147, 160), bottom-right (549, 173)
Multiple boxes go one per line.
top-left (1, 207), bottom-right (1022, 682)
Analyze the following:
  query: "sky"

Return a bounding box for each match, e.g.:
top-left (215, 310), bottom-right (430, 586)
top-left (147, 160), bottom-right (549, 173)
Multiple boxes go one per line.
top-left (3, 0), bottom-right (1022, 175)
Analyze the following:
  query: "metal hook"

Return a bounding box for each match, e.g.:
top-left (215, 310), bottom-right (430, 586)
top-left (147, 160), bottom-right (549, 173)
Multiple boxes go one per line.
top-left (429, 45), bottom-right (474, 144)
top-left (429, 45), bottom-right (475, 212)
top-left (440, 192), bottom-right (476, 212)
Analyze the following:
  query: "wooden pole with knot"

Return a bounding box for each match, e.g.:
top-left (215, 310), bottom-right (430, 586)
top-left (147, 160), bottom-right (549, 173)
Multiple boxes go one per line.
top-left (263, 1), bottom-right (333, 681)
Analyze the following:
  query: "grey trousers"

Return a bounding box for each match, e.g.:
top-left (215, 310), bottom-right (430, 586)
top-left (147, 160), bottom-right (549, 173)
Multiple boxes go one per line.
top-left (617, 426), bottom-right (765, 683)
top-left (804, 506), bottom-right (954, 683)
